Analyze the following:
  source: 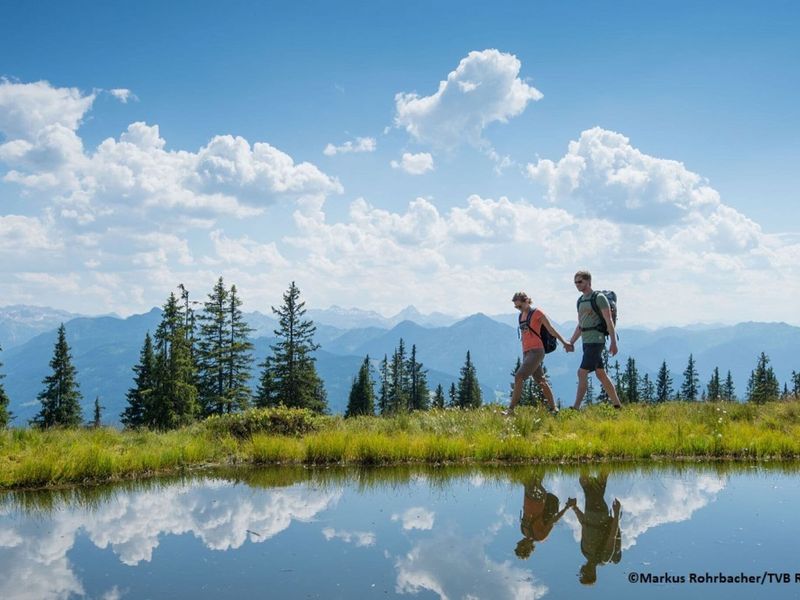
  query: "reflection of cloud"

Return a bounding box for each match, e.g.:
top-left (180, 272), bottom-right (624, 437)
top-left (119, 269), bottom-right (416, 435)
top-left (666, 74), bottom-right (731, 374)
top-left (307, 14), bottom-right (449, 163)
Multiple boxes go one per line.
top-left (548, 473), bottom-right (726, 550)
top-left (322, 527), bottom-right (376, 547)
top-left (0, 480), bottom-right (341, 600)
top-left (391, 507), bottom-right (435, 530)
top-left (395, 530), bottom-right (547, 600)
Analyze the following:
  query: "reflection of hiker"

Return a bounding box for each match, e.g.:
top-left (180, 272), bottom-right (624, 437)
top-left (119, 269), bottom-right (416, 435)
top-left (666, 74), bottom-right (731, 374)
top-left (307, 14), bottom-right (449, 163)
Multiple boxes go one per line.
top-left (515, 476), bottom-right (570, 559)
top-left (507, 292), bottom-right (570, 415)
top-left (567, 471), bottom-right (622, 585)
top-left (566, 271), bottom-right (622, 409)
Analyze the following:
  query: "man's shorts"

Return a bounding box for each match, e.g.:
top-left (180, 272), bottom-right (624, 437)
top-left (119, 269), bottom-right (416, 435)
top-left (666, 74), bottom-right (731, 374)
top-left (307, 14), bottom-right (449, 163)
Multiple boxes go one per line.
top-left (518, 349), bottom-right (545, 380)
top-left (580, 343), bottom-right (606, 372)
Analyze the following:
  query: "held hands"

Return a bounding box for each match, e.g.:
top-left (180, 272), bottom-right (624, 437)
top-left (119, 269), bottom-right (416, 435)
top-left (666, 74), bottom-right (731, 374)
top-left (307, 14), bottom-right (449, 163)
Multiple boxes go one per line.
top-left (562, 341), bottom-right (575, 353)
top-left (566, 497), bottom-right (578, 508)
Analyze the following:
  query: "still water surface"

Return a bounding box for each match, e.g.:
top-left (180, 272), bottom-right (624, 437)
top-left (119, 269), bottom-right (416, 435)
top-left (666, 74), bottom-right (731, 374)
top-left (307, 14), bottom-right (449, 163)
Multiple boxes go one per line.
top-left (1, 463), bottom-right (799, 599)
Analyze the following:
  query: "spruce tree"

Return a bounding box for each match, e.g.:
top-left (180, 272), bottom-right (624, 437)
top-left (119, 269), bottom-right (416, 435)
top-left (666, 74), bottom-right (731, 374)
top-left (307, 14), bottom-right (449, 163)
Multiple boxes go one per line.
top-left (680, 354), bottom-right (699, 401)
top-left (32, 324), bottom-right (83, 428)
top-left (723, 370), bottom-right (736, 401)
top-left (388, 339), bottom-right (409, 413)
top-left (197, 277), bottom-right (229, 415)
top-left (345, 356), bottom-right (375, 417)
top-left (639, 373), bottom-right (655, 403)
top-left (0, 344), bottom-right (11, 428)
top-left (151, 292), bottom-right (200, 429)
top-left (122, 332), bottom-right (156, 428)
top-left (266, 282), bottom-right (326, 412)
top-left (433, 384), bottom-right (445, 409)
top-left (92, 396), bottom-right (103, 428)
top-left (226, 284), bottom-right (254, 412)
top-left (378, 355), bottom-right (390, 415)
top-left (746, 352), bottom-right (780, 404)
top-left (448, 382), bottom-right (457, 407)
top-left (254, 355), bottom-right (277, 408)
top-left (706, 367), bottom-right (722, 401)
top-left (623, 357), bottom-right (640, 403)
top-left (407, 345), bottom-right (430, 411)
top-left (656, 361), bottom-right (673, 403)
top-left (456, 351), bottom-right (482, 408)
top-left (791, 371), bottom-right (800, 398)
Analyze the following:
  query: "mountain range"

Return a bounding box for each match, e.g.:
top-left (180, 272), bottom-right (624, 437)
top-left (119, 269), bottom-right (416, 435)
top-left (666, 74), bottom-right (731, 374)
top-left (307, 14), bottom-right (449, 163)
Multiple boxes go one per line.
top-left (1, 305), bottom-right (798, 425)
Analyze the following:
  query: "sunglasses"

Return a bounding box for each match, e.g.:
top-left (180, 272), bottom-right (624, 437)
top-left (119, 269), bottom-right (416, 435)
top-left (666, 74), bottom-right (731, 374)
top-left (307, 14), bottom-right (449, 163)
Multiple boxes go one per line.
top-left (574, 279), bottom-right (585, 284)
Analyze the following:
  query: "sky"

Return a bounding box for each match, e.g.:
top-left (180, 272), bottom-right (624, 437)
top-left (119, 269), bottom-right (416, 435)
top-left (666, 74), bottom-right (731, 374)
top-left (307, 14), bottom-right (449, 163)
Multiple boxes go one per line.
top-left (0, 0), bottom-right (798, 327)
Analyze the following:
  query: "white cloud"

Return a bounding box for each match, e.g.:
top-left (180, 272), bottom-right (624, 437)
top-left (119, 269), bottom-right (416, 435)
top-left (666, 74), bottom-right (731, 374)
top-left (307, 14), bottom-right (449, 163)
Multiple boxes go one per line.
top-left (109, 88), bottom-right (137, 103)
top-left (206, 229), bottom-right (288, 268)
top-left (391, 152), bottom-right (434, 175)
top-left (321, 527), bottom-right (376, 547)
top-left (0, 79), bottom-right (94, 140)
top-left (394, 49), bottom-right (542, 149)
top-left (323, 136), bottom-right (376, 156)
top-left (391, 507), bottom-right (435, 530)
top-left (0, 215), bottom-right (58, 251)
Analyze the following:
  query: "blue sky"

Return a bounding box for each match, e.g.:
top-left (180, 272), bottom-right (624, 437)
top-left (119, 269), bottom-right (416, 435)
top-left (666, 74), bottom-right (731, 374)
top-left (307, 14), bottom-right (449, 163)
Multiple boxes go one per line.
top-left (1, 0), bottom-right (798, 325)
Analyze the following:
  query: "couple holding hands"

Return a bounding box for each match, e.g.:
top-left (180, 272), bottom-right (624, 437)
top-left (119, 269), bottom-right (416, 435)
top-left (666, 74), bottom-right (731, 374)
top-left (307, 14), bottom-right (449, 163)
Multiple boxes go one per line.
top-left (507, 270), bottom-right (623, 415)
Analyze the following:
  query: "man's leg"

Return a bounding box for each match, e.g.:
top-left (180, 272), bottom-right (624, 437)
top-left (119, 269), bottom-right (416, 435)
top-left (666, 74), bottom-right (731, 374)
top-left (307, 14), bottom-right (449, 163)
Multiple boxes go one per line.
top-left (573, 368), bottom-right (590, 409)
top-left (595, 368), bottom-right (622, 407)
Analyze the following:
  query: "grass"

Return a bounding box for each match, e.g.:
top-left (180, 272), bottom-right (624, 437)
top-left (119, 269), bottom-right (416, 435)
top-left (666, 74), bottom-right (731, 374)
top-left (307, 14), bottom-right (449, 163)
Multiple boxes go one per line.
top-left (2, 401), bottom-right (800, 490)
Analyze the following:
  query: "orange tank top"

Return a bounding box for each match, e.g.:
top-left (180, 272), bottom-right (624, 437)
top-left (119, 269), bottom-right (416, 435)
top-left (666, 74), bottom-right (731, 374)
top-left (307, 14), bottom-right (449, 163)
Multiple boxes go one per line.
top-left (521, 309), bottom-right (544, 352)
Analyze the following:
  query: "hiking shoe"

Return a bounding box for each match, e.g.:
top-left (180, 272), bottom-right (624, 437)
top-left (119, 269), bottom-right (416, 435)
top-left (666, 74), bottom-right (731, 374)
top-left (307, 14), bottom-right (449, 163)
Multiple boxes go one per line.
top-left (502, 409), bottom-right (513, 417)
top-left (613, 404), bottom-right (622, 410)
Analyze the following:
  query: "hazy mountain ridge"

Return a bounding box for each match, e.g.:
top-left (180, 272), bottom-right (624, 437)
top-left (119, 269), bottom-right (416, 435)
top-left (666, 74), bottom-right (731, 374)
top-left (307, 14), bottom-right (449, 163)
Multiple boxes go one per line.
top-left (1, 306), bottom-right (798, 425)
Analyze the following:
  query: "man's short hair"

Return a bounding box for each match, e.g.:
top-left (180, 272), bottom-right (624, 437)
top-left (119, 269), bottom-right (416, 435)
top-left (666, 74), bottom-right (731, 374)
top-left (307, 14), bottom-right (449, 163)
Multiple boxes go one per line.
top-left (512, 292), bottom-right (531, 303)
top-left (574, 270), bottom-right (592, 283)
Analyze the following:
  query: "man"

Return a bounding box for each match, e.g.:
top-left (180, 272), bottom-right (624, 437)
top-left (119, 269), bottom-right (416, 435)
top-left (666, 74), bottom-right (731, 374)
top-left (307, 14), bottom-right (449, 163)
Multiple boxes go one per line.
top-left (566, 271), bottom-right (622, 409)
top-left (567, 470), bottom-right (623, 585)
top-left (507, 291), bottom-right (571, 415)
top-left (515, 473), bottom-right (571, 559)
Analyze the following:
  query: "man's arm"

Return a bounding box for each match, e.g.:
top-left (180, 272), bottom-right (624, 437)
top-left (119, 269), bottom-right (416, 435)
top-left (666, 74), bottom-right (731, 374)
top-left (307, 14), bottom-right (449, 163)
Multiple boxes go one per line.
top-left (540, 313), bottom-right (570, 347)
top-left (601, 308), bottom-right (617, 356)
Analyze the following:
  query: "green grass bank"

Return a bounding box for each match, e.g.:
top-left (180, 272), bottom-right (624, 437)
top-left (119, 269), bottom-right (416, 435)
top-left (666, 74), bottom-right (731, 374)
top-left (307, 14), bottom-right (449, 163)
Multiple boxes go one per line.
top-left (2, 401), bottom-right (800, 490)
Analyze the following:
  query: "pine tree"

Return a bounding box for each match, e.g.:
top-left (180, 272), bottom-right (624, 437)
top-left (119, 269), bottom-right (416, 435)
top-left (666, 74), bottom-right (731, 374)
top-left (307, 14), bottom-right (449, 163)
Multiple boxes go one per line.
top-left (433, 384), bottom-right (445, 409)
top-left (151, 292), bottom-right (200, 429)
top-left (611, 360), bottom-right (624, 401)
top-left (226, 284), bottom-right (254, 412)
top-left (254, 355), bottom-right (277, 408)
top-left (680, 354), bottom-right (699, 401)
top-left (122, 332), bottom-right (156, 428)
top-left (456, 351), bottom-right (482, 408)
top-left (266, 282), bottom-right (326, 412)
top-left (388, 339), bottom-right (409, 413)
top-left (92, 396), bottom-right (103, 428)
top-left (32, 324), bottom-right (83, 428)
top-left (448, 382), bottom-right (457, 407)
top-left (407, 345), bottom-right (430, 411)
top-left (782, 383), bottom-right (790, 400)
top-left (791, 371), bottom-right (800, 398)
top-left (640, 373), bottom-right (655, 403)
top-left (723, 370), bottom-right (736, 401)
top-left (197, 277), bottom-right (230, 415)
top-left (706, 367), bottom-right (722, 401)
top-left (623, 357), bottom-right (640, 403)
top-left (656, 361), bottom-right (673, 403)
top-left (746, 352), bottom-right (780, 404)
top-left (345, 356), bottom-right (376, 417)
top-left (378, 355), bottom-right (390, 415)
top-left (0, 344), bottom-right (11, 428)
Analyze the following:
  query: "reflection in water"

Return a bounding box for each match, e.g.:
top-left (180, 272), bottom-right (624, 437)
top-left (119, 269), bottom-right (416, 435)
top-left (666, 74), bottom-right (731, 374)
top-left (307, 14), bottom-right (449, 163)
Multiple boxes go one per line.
top-left (0, 464), bottom-right (758, 600)
top-left (515, 475), bottom-right (570, 559)
top-left (569, 471), bottom-right (622, 585)
top-left (0, 480), bottom-right (341, 600)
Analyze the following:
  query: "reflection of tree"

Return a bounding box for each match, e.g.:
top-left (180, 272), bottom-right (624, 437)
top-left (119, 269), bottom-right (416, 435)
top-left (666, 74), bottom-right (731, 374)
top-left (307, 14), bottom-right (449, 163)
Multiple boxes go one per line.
top-left (567, 471), bottom-right (622, 585)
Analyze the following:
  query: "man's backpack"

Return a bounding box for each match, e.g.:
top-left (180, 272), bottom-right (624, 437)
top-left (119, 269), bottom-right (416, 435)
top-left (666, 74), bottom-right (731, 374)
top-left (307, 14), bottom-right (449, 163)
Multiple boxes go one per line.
top-left (578, 291), bottom-right (617, 337)
top-left (519, 308), bottom-right (558, 353)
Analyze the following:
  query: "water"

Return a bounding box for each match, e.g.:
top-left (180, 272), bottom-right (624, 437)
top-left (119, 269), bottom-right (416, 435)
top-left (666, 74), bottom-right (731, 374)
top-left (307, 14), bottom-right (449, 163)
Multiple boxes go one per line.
top-left (2, 463), bottom-right (799, 599)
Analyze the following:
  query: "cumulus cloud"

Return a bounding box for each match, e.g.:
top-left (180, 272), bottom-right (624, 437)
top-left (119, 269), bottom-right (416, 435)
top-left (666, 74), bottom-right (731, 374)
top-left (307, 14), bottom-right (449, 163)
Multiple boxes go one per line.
top-left (391, 152), bottom-right (434, 175)
top-left (394, 49), bottom-right (542, 149)
top-left (391, 507), bottom-right (436, 531)
top-left (323, 136), bottom-right (376, 156)
top-left (109, 88), bottom-right (137, 103)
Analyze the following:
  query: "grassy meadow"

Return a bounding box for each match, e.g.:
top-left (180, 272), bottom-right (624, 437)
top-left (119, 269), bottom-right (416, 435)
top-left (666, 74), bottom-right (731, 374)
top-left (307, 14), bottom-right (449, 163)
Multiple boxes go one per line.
top-left (2, 401), bottom-right (800, 490)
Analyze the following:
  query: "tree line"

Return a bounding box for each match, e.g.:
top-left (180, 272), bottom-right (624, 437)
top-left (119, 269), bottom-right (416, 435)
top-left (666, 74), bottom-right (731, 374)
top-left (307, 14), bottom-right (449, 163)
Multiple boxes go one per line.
top-left (2, 292), bottom-right (800, 429)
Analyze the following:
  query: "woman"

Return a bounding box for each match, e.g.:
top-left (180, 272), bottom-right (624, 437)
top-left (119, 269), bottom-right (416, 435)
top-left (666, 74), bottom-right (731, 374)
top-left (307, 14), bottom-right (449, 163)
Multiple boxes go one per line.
top-left (506, 291), bottom-right (570, 415)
